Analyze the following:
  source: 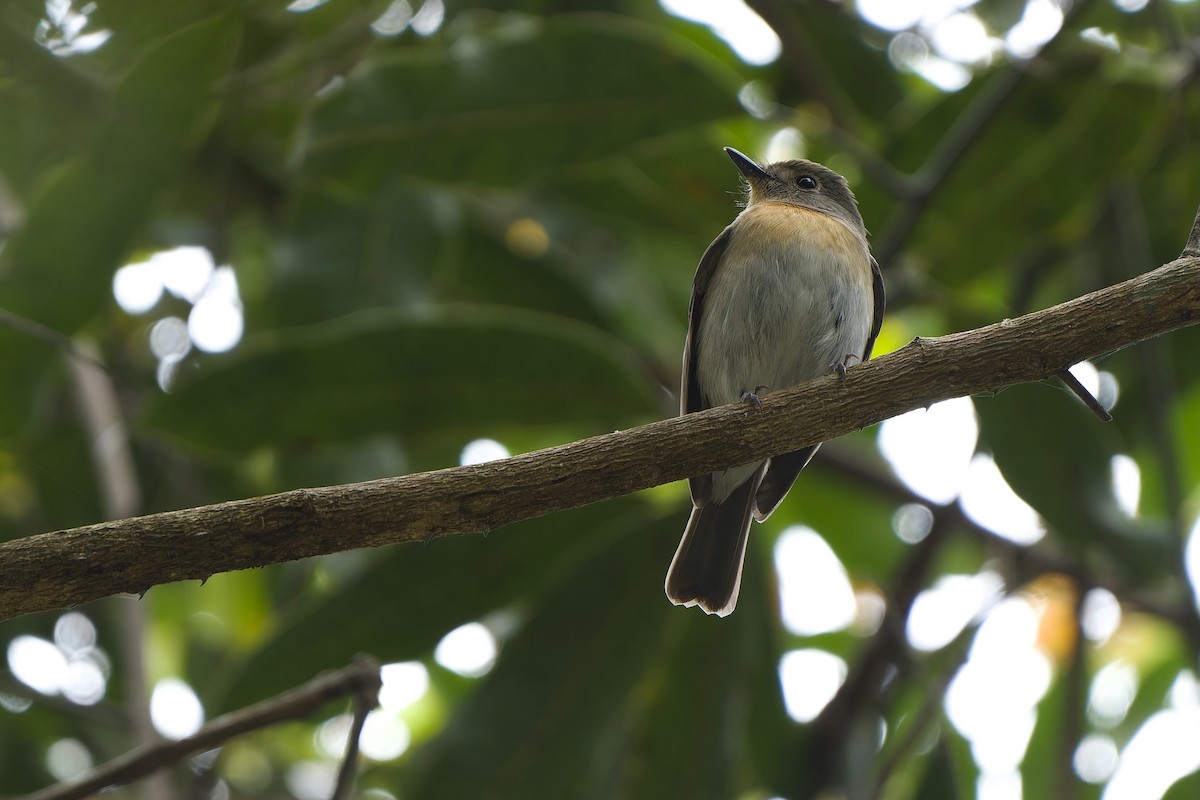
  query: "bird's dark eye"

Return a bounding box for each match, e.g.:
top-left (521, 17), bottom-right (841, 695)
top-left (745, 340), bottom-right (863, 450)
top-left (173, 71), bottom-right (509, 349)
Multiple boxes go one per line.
top-left (796, 175), bottom-right (817, 189)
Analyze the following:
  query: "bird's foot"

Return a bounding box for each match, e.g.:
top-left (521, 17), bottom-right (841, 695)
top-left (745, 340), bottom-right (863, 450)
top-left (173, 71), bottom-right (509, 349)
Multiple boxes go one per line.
top-left (834, 354), bottom-right (861, 379)
top-left (740, 385), bottom-right (769, 410)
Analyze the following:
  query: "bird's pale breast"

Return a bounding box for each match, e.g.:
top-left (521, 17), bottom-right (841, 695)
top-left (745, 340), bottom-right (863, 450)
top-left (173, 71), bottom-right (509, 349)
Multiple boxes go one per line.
top-left (696, 202), bottom-right (874, 411)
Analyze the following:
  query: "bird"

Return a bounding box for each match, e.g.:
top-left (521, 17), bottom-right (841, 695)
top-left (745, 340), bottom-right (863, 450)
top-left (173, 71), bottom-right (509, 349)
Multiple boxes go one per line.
top-left (664, 147), bottom-right (884, 617)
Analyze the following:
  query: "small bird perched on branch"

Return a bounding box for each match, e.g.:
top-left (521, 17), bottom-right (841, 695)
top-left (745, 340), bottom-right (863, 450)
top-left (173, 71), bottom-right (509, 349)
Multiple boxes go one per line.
top-left (665, 148), bottom-right (884, 617)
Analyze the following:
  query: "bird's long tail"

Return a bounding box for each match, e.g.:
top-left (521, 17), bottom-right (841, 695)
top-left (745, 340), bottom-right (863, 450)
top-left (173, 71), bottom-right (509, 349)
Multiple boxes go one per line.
top-left (665, 464), bottom-right (765, 617)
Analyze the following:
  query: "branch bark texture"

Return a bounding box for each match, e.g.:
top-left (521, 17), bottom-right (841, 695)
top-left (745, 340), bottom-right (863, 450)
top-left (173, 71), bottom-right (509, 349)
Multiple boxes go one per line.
top-left (1, 254), bottom-right (1197, 623)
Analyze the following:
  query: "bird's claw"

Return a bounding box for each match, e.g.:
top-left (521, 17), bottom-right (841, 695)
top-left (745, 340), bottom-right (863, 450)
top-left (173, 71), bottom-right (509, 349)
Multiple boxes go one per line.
top-left (835, 353), bottom-right (861, 378)
top-left (741, 385), bottom-right (769, 410)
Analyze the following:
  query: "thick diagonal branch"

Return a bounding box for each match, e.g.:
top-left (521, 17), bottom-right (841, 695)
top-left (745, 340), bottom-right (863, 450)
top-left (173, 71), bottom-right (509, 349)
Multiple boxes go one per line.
top-left (0, 255), bottom-right (1197, 624)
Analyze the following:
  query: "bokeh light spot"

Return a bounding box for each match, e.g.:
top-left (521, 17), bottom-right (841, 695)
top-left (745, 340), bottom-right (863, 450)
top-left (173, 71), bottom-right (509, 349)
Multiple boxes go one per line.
top-left (930, 12), bottom-right (996, 65)
top-left (45, 738), bottom-right (93, 782)
top-left (316, 713), bottom-right (353, 759)
top-left (360, 710), bottom-right (411, 761)
top-left (779, 649), bottom-right (847, 723)
top-left (856, 0), bottom-right (924, 31)
top-left (765, 127), bottom-right (805, 163)
top-left (158, 246), bottom-right (216, 303)
top-left (960, 454), bottom-right (1044, 544)
top-left (435, 622), bottom-right (497, 677)
top-left (1104, 707), bottom-right (1200, 800)
top-left (1110, 454), bottom-right (1140, 517)
top-left (411, 0), bottom-right (444, 36)
top-left (113, 260), bottom-right (164, 314)
top-left (945, 597), bottom-right (1051, 774)
top-left (1080, 587), bottom-right (1121, 644)
top-left (907, 571), bottom-right (1004, 652)
top-left (659, 0), bottom-right (780, 65)
top-left (285, 761), bottom-right (338, 800)
top-left (371, 0), bottom-right (413, 35)
top-left (892, 502), bottom-right (934, 544)
top-left (1088, 660), bottom-right (1138, 728)
top-left (459, 438), bottom-right (510, 466)
top-left (1075, 733), bottom-right (1119, 783)
top-left (53, 613), bottom-right (95, 655)
top-left (150, 678), bottom-right (205, 740)
top-left (62, 659), bottom-right (106, 705)
top-left (149, 317), bottom-right (192, 361)
top-left (8, 635), bottom-right (68, 695)
top-left (775, 526), bottom-right (856, 636)
top-left (189, 296), bottom-right (244, 353)
top-left (1004, 0), bottom-right (1064, 58)
top-left (379, 661), bottom-right (429, 712)
top-left (878, 397), bottom-right (978, 505)
top-left (505, 218), bottom-right (550, 258)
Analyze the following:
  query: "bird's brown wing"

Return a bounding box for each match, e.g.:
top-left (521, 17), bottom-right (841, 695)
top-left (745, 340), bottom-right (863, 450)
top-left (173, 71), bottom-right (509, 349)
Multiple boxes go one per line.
top-left (683, 225), bottom-right (735, 506)
top-left (864, 255), bottom-right (885, 360)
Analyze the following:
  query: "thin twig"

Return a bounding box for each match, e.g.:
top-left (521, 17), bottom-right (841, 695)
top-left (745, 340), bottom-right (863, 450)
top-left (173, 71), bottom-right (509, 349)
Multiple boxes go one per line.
top-left (871, 643), bottom-right (966, 797)
top-left (0, 308), bottom-right (111, 373)
top-left (1055, 368), bottom-right (1113, 422)
top-left (1054, 580), bottom-right (1087, 800)
top-left (799, 512), bottom-right (954, 796)
top-left (742, 0), bottom-right (857, 129)
top-left (874, 66), bottom-right (1026, 267)
top-left (1110, 186), bottom-right (1186, 532)
top-left (330, 683), bottom-right (374, 800)
top-left (1184, 201), bottom-right (1200, 258)
top-left (20, 656), bottom-right (381, 800)
top-left (874, 0), bottom-right (1102, 266)
top-left (67, 342), bottom-right (173, 800)
top-left (816, 446), bottom-right (1200, 645)
top-left (0, 674), bottom-right (127, 727)
top-left (822, 124), bottom-right (917, 199)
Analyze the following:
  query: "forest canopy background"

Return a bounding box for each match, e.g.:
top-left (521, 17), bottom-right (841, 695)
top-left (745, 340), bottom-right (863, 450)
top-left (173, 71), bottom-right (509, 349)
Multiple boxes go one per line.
top-left (1, 0), bottom-right (1199, 799)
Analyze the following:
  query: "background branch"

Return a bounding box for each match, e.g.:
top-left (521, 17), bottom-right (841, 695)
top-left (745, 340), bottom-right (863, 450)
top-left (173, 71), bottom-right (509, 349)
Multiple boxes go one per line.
top-left (330, 680), bottom-right (375, 800)
top-left (0, 252), bottom-right (1197, 624)
top-left (871, 0), bottom-right (1101, 266)
top-left (0, 308), bottom-right (110, 373)
top-left (19, 656), bottom-right (381, 800)
top-left (67, 341), bottom-right (174, 800)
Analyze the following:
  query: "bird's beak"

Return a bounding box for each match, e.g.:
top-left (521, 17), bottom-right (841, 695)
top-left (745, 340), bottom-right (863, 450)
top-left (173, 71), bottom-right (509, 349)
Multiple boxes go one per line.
top-left (724, 148), bottom-right (770, 183)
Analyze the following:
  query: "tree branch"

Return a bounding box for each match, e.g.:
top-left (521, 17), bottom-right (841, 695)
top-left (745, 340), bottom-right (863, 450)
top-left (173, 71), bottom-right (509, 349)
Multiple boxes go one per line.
top-left (1185, 201), bottom-right (1200, 258)
top-left (873, 0), bottom-right (1102, 266)
top-left (742, 0), bottom-right (858, 130)
top-left (330, 680), bottom-right (374, 800)
top-left (0, 252), bottom-right (1197, 624)
top-left (0, 308), bottom-right (111, 373)
top-left (68, 341), bottom-right (176, 800)
top-left (20, 656), bottom-right (381, 800)
top-left (1055, 367), bottom-right (1112, 422)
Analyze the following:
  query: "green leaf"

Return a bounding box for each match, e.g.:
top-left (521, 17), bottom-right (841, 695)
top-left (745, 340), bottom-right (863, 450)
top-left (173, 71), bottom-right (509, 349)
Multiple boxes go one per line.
top-left (211, 498), bottom-right (640, 711)
top-left (140, 305), bottom-right (663, 455)
top-left (1164, 772), bottom-right (1200, 800)
top-left (2, 15), bottom-right (241, 331)
top-left (915, 67), bottom-right (1165, 295)
top-left (911, 740), bottom-right (963, 800)
top-left (400, 515), bottom-right (675, 799)
top-left (975, 382), bottom-right (1171, 579)
top-left (266, 180), bottom-right (457, 327)
top-left (0, 15), bottom-right (240, 437)
top-left (300, 14), bottom-right (742, 189)
top-left (781, 446), bottom-right (906, 584)
top-left (619, 585), bottom-right (758, 796)
top-left (1020, 655), bottom-right (1078, 800)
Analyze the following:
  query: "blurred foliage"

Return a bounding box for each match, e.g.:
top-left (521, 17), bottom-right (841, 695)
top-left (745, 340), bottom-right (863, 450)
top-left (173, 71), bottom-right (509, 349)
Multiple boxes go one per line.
top-left (1, 0), bottom-right (1199, 798)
